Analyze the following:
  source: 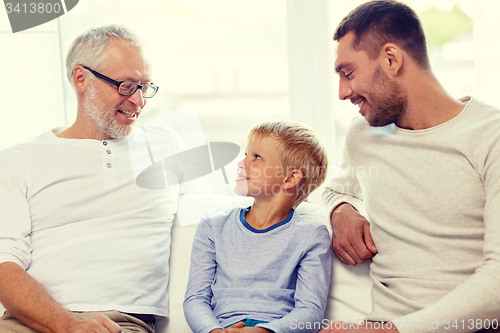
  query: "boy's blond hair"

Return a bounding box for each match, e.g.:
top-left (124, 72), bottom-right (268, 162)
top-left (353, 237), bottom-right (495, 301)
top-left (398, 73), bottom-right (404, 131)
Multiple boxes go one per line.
top-left (248, 120), bottom-right (328, 208)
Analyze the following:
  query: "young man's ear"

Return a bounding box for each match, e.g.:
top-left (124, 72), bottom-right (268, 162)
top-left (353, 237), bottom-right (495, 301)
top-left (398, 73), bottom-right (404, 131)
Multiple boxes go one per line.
top-left (282, 169), bottom-right (303, 190)
top-left (379, 43), bottom-right (403, 77)
top-left (73, 65), bottom-right (88, 93)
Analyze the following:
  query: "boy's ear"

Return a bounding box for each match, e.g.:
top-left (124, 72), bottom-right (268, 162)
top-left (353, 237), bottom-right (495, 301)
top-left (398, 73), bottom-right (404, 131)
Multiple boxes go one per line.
top-left (282, 169), bottom-right (303, 190)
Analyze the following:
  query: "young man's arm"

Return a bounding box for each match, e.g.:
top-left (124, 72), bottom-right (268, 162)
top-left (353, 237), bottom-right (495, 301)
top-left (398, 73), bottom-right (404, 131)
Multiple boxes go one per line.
top-left (383, 130), bottom-right (500, 333)
top-left (328, 203), bottom-right (376, 266)
top-left (322, 130), bottom-right (377, 266)
top-left (319, 126), bottom-right (500, 333)
top-left (256, 225), bottom-right (332, 333)
top-left (0, 262), bottom-right (121, 333)
top-left (184, 219), bottom-right (224, 333)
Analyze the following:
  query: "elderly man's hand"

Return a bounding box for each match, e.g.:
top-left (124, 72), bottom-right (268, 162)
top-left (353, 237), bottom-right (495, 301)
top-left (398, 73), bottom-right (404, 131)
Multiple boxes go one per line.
top-left (66, 315), bottom-right (122, 333)
top-left (319, 321), bottom-right (399, 333)
top-left (330, 203), bottom-right (377, 265)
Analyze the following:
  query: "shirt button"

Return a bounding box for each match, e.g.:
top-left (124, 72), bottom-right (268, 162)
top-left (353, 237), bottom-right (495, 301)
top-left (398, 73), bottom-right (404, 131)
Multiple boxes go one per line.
top-left (107, 163), bottom-right (112, 168)
top-left (103, 141), bottom-right (108, 146)
top-left (106, 150), bottom-right (111, 154)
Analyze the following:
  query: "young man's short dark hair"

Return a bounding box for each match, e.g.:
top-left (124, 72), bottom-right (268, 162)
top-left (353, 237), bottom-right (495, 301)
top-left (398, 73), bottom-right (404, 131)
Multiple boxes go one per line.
top-left (334, 0), bottom-right (430, 70)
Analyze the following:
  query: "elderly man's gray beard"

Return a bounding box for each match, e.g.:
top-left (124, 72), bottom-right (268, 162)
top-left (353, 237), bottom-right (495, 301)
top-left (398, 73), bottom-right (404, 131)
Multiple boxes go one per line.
top-left (82, 83), bottom-right (135, 139)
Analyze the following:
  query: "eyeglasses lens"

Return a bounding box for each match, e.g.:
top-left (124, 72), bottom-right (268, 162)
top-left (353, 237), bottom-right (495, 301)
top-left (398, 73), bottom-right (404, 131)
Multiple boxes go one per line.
top-left (118, 82), bottom-right (158, 98)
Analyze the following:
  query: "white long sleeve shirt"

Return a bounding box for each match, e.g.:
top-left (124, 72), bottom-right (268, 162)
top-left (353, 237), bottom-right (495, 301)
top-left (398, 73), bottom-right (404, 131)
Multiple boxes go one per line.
top-left (323, 97), bottom-right (500, 333)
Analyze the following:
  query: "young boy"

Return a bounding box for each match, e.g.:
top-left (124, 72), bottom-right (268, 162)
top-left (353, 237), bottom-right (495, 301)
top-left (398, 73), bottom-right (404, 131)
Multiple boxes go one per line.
top-left (183, 120), bottom-right (332, 333)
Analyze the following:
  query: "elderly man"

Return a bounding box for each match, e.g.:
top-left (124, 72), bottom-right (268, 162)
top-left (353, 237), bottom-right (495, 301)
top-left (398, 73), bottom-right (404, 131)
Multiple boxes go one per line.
top-left (322, 1), bottom-right (500, 333)
top-left (0, 25), bottom-right (184, 333)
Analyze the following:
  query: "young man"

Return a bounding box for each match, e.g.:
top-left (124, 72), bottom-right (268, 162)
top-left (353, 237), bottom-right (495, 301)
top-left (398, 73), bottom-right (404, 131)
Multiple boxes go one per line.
top-left (321, 1), bottom-right (500, 332)
top-left (184, 121), bottom-right (332, 333)
top-left (0, 25), bottom-right (186, 333)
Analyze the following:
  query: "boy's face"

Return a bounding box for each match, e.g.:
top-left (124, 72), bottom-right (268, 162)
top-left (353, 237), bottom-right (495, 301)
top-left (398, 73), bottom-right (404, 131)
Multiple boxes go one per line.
top-left (235, 135), bottom-right (286, 200)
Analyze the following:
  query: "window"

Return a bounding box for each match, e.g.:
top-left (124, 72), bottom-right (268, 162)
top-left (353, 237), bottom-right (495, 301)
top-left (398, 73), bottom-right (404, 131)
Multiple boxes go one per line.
top-left (3, 0), bottom-right (499, 178)
top-left (57, 0), bottom-right (289, 153)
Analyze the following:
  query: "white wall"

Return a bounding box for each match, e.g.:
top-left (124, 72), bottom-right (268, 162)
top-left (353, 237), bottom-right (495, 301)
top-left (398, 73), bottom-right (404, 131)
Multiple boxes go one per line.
top-left (0, 12), bottom-right (65, 151)
top-left (474, 0), bottom-right (500, 106)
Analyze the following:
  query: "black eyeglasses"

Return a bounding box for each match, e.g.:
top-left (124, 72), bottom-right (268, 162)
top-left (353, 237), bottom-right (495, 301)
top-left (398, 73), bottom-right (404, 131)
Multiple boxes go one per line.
top-left (81, 65), bottom-right (159, 98)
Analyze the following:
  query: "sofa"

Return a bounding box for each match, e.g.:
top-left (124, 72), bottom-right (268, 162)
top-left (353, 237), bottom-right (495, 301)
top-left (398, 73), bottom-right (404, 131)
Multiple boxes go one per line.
top-left (0, 199), bottom-right (373, 333)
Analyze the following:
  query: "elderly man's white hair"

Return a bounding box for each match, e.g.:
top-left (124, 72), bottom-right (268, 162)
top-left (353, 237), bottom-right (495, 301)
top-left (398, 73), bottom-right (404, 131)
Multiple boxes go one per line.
top-left (65, 24), bottom-right (142, 87)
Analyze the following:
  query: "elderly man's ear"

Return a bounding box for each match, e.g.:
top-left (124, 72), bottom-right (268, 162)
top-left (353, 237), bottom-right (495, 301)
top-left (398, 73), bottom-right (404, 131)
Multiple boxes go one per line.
top-left (73, 65), bottom-right (88, 93)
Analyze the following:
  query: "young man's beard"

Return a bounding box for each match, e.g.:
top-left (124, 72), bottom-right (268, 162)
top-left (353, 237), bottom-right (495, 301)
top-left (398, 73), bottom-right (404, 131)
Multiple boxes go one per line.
top-left (83, 83), bottom-right (136, 139)
top-left (365, 65), bottom-right (407, 127)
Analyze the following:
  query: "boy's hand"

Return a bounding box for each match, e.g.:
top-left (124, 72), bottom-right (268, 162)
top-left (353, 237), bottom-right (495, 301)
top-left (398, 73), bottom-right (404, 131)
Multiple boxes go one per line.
top-left (330, 203), bottom-right (377, 265)
top-left (225, 328), bottom-right (272, 333)
top-left (319, 321), bottom-right (399, 333)
top-left (219, 322), bottom-right (273, 333)
top-left (211, 322), bottom-right (245, 333)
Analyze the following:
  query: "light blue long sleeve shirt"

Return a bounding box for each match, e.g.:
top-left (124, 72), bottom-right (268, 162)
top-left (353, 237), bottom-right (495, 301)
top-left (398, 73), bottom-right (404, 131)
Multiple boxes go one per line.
top-left (183, 207), bottom-right (332, 333)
